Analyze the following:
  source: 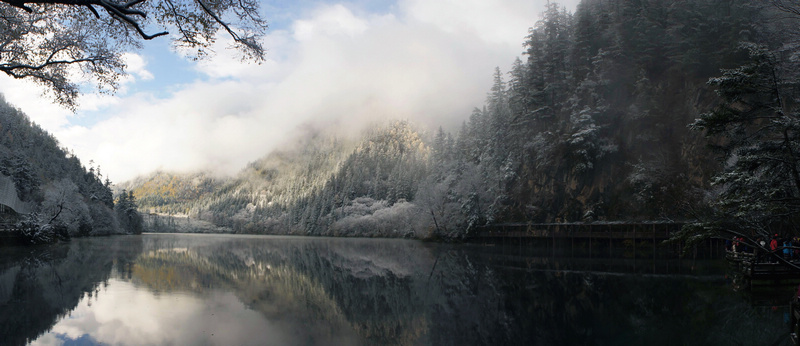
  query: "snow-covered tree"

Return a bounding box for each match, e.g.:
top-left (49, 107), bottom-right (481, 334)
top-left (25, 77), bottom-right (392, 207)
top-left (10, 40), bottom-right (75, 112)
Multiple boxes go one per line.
top-left (39, 178), bottom-right (90, 234)
top-left (691, 42), bottom-right (800, 236)
top-left (0, 0), bottom-right (267, 108)
top-left (0, 154), bottom-right (40, 201)
top-left (115, 189), bottom-right (143, 234)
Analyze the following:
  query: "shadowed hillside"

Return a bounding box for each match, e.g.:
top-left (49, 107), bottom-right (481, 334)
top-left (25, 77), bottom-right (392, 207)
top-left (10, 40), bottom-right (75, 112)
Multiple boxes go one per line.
top-left (0, 96), bottom-right (142, 242)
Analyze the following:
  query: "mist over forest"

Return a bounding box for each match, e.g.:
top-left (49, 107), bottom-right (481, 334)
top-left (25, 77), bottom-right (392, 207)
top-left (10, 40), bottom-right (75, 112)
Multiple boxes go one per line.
top-left (114, 0), bottom-right (800, 240)
top-left (1, 0), bottom-right (797, 242)
top-left (3, 1), bottom-right (800, 345)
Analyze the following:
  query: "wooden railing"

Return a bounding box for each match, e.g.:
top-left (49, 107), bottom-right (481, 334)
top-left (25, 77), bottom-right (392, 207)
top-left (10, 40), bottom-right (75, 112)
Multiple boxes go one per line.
top-left (727, 249), bottom-right (800, 289)
top-left (471, 222), bottom-right (683, 240)
top-left (0, 223), bottom-right (20, 233)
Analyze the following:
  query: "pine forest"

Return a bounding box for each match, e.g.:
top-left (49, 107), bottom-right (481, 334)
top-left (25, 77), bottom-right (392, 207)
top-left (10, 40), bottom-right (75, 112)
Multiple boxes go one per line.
top-left (121, 0), bottom-right (800, 242)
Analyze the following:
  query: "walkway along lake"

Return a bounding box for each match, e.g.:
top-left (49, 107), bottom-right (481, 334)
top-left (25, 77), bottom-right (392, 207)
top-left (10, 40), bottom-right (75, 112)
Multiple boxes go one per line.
top-left (0, 233), bottom-right (794, 345)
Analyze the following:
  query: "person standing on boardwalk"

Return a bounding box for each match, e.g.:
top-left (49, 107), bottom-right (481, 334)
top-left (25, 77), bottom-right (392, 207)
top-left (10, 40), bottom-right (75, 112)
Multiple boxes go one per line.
top-left (771, 235), bottom-right (780, 263)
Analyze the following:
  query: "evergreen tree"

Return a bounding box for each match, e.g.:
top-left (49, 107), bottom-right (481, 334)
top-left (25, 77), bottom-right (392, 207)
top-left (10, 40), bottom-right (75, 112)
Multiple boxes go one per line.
top-left (487, 67), bottom-right (511, 166)
top-left (115, 189), bottom-right (144, 234)
top-left (690, 42), bottom-right (800, 235)
top-left (0, 155), bottom-right (40, 201)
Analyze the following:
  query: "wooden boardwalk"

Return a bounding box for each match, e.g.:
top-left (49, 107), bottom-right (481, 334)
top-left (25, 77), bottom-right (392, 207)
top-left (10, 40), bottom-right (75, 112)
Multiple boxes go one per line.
top-left (789, 299), bottom-right (800, 346)
top-left (726, 250), bottom-right (800, 290)
top-left (746, 262), bottom-right (800, 285)
top-left (471, 222), bottom-right (682, 241)
top-left (0, 223), bottom-right (19, 233)
top-left (0, 224), bottom-right (23, 246)
top-left (468, 222), bottom-right (734, 260)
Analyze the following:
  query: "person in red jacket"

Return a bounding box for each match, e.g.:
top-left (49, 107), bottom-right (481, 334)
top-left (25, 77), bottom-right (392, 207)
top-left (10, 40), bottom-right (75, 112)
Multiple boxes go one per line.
top-left (770, 234), bottom-right (780, 263)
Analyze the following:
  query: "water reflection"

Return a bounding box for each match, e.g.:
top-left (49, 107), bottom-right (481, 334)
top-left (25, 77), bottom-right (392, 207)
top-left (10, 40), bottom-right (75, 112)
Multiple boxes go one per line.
top-left (34, 280), bottom-right (324, 346)
top-left (0, 237), bottom-right (141, 346)
top-left (0, 234), bottom-right (792, 345)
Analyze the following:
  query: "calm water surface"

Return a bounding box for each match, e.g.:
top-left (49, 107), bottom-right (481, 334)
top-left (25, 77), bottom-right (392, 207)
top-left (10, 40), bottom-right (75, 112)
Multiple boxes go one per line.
top-left (0, 234), bottom-right (793, 345)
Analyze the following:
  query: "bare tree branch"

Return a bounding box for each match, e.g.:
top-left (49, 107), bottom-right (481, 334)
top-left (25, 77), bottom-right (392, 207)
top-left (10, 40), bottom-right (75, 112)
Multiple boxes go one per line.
top-left (194, 0), bottom-right (263, 59)
top-left (162, 0), bottom-right (201, 47)
top-left (0, 56), bottom-right (106, 74)
top-left (2, 0), bottom-right (169, 39)
top-left (0, 0), bottom-right (266, 107)
top-left (85, 4), bottom-right (99, 18)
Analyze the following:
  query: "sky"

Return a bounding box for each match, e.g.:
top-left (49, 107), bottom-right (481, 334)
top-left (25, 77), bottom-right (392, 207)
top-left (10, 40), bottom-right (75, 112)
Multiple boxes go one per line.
top-left (0, 0), bottom-right (580, 183)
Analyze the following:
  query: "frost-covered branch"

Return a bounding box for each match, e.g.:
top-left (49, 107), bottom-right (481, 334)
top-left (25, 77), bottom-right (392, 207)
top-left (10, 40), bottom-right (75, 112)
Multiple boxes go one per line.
top-left (0, 0), bottom-right (267, 107)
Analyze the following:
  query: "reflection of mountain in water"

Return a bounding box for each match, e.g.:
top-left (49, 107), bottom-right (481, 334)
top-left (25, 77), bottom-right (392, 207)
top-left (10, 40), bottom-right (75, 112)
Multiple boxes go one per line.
top-left (130, 236), bottom-right (789, 345)
top-left (0, 236), bottom-right (143, 346)
top-left (0, 235), bottom-right (792, 345)
top-left (132, 236), bottom-right (434, 345)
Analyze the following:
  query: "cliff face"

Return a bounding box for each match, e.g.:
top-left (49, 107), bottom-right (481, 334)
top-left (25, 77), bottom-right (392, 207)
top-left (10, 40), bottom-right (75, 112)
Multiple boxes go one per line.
top-left (552, 76), bottom-right (719, 222)
top-left (0, 174), bottom-right (31, 215)
top-left (491, 0), bottom-right (767, 223)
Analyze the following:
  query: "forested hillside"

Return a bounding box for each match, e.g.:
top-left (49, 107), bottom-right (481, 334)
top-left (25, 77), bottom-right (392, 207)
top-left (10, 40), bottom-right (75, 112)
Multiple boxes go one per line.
top-left (0, 96), bottom-right (142, 243)
top-left (128, 0), bottom-right (800, 239)
top-left (128, 122), bottom-right (427, 236)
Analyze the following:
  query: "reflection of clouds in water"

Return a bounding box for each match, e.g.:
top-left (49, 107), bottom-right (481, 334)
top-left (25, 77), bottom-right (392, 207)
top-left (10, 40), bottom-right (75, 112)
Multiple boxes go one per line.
top-left (10, 235), bottom-right (779, 346)
top-left (30, 279), bottom-right (290, 346)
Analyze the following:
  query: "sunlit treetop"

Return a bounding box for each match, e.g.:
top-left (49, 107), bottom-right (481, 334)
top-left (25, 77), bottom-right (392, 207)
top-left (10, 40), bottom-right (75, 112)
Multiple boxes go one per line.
top-left (0, 0), bottom-right (267, 109)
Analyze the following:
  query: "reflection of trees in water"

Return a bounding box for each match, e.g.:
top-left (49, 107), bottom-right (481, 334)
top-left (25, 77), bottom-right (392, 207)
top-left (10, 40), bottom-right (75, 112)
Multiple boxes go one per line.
top-left (133, 237), bottom-right (432, 345)
top-left (130, 237), bottom-right (792, 345)
top-left (0, 236), bottom-right (143, 346)
top-left (133, 251), bottom-right (357, 344)
top-left (0, 235), bottom-right (791, 346)
top-left (479, 266), bottom-right (789, 345)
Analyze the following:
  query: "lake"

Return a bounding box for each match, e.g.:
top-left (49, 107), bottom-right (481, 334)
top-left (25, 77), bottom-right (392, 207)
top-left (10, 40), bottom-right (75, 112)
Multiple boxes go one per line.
top-left (0, 234), bottom-right (793, 345)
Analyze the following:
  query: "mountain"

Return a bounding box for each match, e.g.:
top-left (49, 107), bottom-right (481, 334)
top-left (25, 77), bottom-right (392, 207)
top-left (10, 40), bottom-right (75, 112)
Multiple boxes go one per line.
top-left (0, 95), bottom-right (141, 243)
top-left (126, 0), bottom-right (800, 239)
top-left (126, 121), bottom-right (428, 236)
top-left (120, 170), bottom-right (223, 215)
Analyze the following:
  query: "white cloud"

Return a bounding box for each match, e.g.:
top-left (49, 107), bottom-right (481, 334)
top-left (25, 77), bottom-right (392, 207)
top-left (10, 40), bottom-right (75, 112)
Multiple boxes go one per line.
top-left (1, 0), bottom-right (577, 183)
top-left (293, 4), bottom-right (369, 41)
top-left (122, 53), bottom-right (154, 81)
top-left (400, 0), bottom-right (581, 44)
top-left (401, 0), bottom-right (540, 45)
top-left (0, 76), bottom-right (73, 131)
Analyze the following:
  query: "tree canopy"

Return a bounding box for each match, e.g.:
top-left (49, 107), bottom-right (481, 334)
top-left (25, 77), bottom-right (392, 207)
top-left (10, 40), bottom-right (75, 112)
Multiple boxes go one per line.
top-left (0, 0), bottom-right (267, 109)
